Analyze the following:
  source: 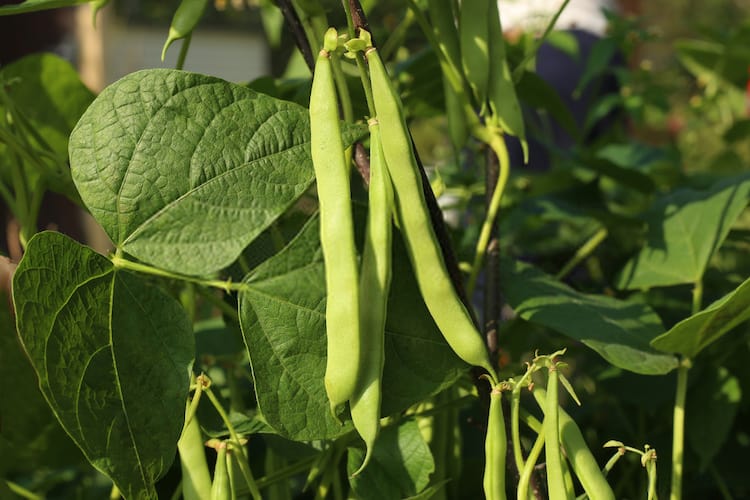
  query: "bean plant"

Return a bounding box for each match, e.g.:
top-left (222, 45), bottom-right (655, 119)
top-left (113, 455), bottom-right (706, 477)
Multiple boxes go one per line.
top-left (1, 1), bottom-right (750, 499)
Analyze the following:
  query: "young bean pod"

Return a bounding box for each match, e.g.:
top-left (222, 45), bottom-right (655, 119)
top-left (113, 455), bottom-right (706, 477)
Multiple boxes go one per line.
top-left (350, 117), bottom-right (394, 475)
top-left (364, 41), bottom-right (496, 382)
top-left (459, 0), bottom-right (491, 108)
top-left (483, 383), bottom-right (508, 500)
top-left (310, 28), bottom-right (362, 416)
top-left (487, 0), bottom-right (527, 160)
top-left (544, 364), bottom-right (570, 500)
top-left (210, 443), bottom-right (230, 500)
top-left (532, 387), bottom-right (615, 500)
top-left (161, 0), bottom-right (209, 61)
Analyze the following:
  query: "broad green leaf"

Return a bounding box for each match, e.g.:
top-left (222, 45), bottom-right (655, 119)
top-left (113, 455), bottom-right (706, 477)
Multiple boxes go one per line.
top-left (0, 0), bottom-right (92, 15)
top-left (0, 53), bottom-right (94, 200)
top-left (239, 215), bottom-right (465, 441)
top-left (501, 258), bottom-right (677, 375)
top-left (651, 275), bottom-right (750, 357)
top-left (0, 292), bottom-right (85, 476)
top-left (347, 419), bottom-right (434, 500)
top-left (617, 174), bottom-right (750, 290)
top-left (686, 367), bottom-right (741, 471)
top-left (12, 232), bottom-right (194, 499)
top-left (69, 69), bottom-right (363, 276)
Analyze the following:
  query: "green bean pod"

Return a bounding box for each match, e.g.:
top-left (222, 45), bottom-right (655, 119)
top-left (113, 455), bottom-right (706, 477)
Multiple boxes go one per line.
top-left (459, 0), bottom-right (491, 107)
top-left (486, 0), bottom-right (527, 160)
top-left (544, 366), bottom-right (570, 500)
top-left (350, 118), bottom-right (394, 475)
top-left (161, 0), bottom-right (209, 60)
top-left (210, 444), bottom-right (230, 500)
top-left (365, 44), bottom-right (496, 380)
top-left (311, 28), bottom-right (362, 416)
top-left (483, 384), bottom-right (507, 500)
top-left (532, 387), bottom-right (615, 500)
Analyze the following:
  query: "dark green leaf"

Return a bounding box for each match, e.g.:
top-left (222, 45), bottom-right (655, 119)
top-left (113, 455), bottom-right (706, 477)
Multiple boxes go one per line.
top-left (0, 292), bottom-right (85, 476)
top-left (69, 69), bottom-right (363, 276)
top-left (516, 70), bottom-right (580, 141)
top-left (12, 232), bottom-right (194, 499)
top-left (651, 275), bottom-right (750, 357)
top-left (686, 367), bottom-right (741, 471)
top-left (723, 119), bottom-right (750, 144)
top-left (0, 0), bottom-right (92, 15)
top-left (617, 173), bottom-right (750, 289)
top-left (501, 258), bottom-right (677, 375)
top-left (347, 420), bottom-right (434, 500)
top-left (239, 215), bottom-right (465, 441)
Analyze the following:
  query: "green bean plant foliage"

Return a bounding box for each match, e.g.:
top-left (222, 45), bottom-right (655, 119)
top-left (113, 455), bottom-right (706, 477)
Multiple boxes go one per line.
top-left (2, 1), bottom-right (750, 499)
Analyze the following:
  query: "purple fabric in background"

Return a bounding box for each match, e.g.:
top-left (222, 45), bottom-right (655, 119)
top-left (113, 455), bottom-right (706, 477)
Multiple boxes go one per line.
top-left (506, 29), bottom-right (624, 171)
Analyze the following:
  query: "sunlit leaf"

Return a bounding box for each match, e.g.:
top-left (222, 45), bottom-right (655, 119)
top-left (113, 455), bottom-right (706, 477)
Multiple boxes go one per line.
top-left (617, 174), bottom-right (750, 289)
top-left (651, 274), bottom-right (750, 357)
top-left (69, 69), bottom-right (363, 276)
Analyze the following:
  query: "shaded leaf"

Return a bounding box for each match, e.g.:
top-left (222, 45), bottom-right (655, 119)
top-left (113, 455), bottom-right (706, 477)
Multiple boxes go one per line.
top-left (617, 174), bottom-right (750, 289)
top-left (239, 215), bottom-right (465, 441)
top-left (516, 70), bottom-right (580, 141)
top-left (69, 69), bottom-right (363, 276)
top-left (12, 232), bottom-right (194, 499)
top-left (651, 275), bottom-right (750, 357)
top-left (501, 258), bottom-right (677, 375)
top-left (686, 367), bottom-right (741, 471)
top-left (347, 420), bottom-right (434, 500)
top-left (0, 292), bottom-right (85, 476)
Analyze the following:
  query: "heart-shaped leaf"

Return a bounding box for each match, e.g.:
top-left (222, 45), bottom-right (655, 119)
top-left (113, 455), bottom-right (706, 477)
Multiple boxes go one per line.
top-left (651, 274), bottom-right (750, 357)
top-left (69, 69), bottom-right (363, 276)
top-left (617, 173), bottom-right (750, 289)
top-left (239, 215), bottom-right (466, 441)
top-left (501, 258), bottom-right (677, 375)
top-left (12, 231), bottom-right (194, 499)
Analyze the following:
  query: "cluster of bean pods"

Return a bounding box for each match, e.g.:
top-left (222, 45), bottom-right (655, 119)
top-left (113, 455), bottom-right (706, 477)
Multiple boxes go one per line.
top-left (309, 27), bottom-right (499, 475)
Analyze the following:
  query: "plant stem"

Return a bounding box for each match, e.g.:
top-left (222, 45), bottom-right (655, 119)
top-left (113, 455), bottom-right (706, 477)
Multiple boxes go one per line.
top-left (111, 255), bottom-right (248, 292)
top-left (467, 130), bottom-right (510, 296)
top-left (4, 480), bottom-right (42, 500)
top-left (204, 386), bottom-right (262, 500)
top-left (670, 359), bottom-right (690, 500)
top-left (555, 227), bottom-right (608, 280)
top-left (691, 280), bottom-right (703, 314)
top-left (517, 431), bottom-right (545, 500)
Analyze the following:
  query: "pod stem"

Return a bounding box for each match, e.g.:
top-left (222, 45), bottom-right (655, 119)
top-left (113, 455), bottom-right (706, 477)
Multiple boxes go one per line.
top-left (276, 0), bottom-right (315, 71)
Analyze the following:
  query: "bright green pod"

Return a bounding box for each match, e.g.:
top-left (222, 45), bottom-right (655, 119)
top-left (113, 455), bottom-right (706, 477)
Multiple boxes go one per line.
top-left (544, 367), bottom-right (570, 500)
top-left (310, 28), bottom-right (362, 416)
top-left (350, 118), bottom-right (394, 476)
top-left (532, 388), bottom-right (616, 500)
top-left (487, 0), bottom-right (528, 161)
top-left (210, 444), bottom-right (230, 500)
top-left (161, 0), bottom-right (209, 60)
top-left (459, 0), bottom-right (491, 107)
top-left (365, 44), bottom-right (496, 381)
top-left (483, 384), bottom-right (507, 500)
